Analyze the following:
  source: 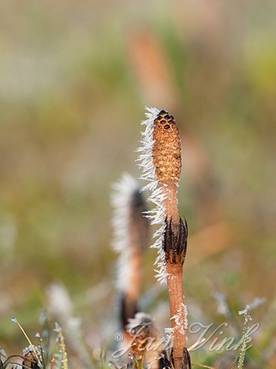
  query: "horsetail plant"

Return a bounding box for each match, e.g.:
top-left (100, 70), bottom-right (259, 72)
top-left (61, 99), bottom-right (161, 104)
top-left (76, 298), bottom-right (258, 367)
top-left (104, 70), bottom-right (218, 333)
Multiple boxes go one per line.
top-left (111, 174), bottom-right (149, 332)
top-left (112, 174), bottom-right (162, 366)
top-left (137, 108), bottom-right (190, 369)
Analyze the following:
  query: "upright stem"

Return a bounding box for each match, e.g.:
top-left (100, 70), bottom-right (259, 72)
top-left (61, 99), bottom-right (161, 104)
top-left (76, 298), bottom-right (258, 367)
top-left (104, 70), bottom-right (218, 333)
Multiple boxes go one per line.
top-left (167, 262), bottom-right (186, 369)
top-left (163, 212), bottom-right (188, 369)
top-left (127, 229), bottom-right (142, 303)
top-left (163, 185), bottom-right (178, 224)
top-left (139, 108), bottom-right (190, 369)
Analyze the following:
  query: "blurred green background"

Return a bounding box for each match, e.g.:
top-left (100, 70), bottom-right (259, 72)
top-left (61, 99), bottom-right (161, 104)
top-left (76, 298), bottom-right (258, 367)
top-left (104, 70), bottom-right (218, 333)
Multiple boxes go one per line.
top-left (0, 0), bottom-right (275, 366)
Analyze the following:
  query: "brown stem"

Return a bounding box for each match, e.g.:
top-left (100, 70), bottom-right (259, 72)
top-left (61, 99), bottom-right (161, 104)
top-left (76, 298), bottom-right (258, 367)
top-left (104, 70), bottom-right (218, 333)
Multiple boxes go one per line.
top-left (150, 108), bottom-right (189, 369)
top-left (163, 184), bottom-right (179, 224)
top-left (127, 246), bottom-right (142, 303)
top-left (167, 262), bottom-right (185, 369)
top-left (163, 217), bottom-right (188, 369)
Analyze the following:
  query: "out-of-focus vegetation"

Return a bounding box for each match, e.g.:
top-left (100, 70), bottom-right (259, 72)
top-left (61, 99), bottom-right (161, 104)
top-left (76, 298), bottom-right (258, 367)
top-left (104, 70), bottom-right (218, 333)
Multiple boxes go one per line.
top-left (0, 1), bottom-right (275, 367)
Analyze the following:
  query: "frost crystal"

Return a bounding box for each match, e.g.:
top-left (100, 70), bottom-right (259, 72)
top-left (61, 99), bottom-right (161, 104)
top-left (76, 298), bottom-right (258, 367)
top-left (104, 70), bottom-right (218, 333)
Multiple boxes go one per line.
top-left (127, 312), bottom-right (153, 333)
top-left (170, 303), bottom-right (188, 336)
top-left (111, 173), bottom-right (140, 290)
top-left (137, 107), bottom-right (167, 284)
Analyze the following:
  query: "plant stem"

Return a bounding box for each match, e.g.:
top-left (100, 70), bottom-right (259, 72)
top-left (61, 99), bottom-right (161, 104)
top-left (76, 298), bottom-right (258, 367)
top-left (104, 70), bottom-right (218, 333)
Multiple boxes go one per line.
top-left (163, 216), bottom-right (189, 369)
top-left (167, 262), bottom-right (185, 369)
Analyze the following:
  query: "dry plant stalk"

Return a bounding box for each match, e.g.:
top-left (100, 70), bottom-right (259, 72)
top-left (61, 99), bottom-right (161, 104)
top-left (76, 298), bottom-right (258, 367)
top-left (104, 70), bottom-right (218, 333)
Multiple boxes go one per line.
top-left (127, 30), bottom-right (177, 109)
top-left (112, 174), bottom-right (157, 364)
top-left (138, 108), bottom-right (190, 369)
